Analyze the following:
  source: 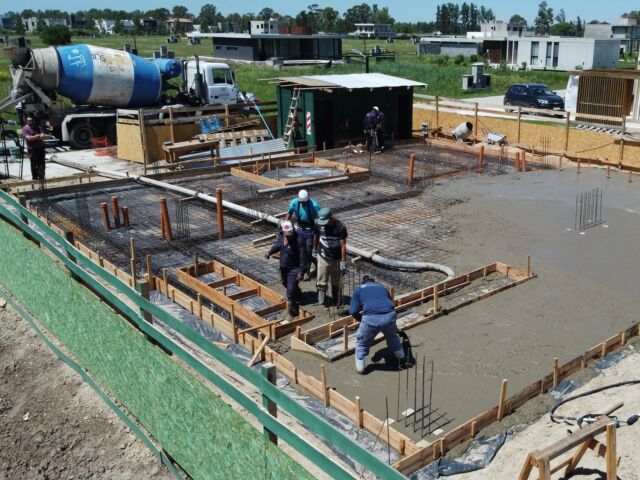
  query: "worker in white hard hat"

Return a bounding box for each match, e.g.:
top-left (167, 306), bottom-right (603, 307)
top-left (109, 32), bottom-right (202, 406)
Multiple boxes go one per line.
top-left (265, 220), bottom-right (307, 320)
top-left (284, 189), bottom-right (321, 280)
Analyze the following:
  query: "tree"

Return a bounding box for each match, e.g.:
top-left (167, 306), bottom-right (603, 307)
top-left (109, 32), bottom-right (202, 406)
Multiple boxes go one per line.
top-left (343, 3), bottom-right (373, 33)
top-left (198, 4), bottom-right (221, 33)
top-left (258, 7), bottom-right (274, 21)
top-left (171, 5), bottom-right (189, 19)
top-left (372, 4), bottom-right (394, 24)
top-left (509, 14), bottom-right (528, 28)
top-left (623, 11), bottom-right (640, 23)
top-left (21, 9), bottom-right (36, 18)
top-left (575, 16), bottom-right (584, 36)
top-left (14, 13), bottom-right (26, 35)
top-left (40, 25), bottom-right (72, 45)
top-left (534, 1), bottom-right (554, 34)
top-left (146, 8), bottom-right (170, 22)
top-left (555, 8), bottom-right (566, 24)
top-left (320, 7), bottom-right (339, 32)
top-left (550, 22), bottom-right (576, 36)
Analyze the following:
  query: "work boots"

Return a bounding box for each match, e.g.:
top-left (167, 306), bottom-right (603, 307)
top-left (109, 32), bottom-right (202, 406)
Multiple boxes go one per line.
top-left (331, 286), bottom-right (341, 307)
top-left (287, 302), bottom-right (299, 321)
top-left (317, 289), bottom-right (326, 306)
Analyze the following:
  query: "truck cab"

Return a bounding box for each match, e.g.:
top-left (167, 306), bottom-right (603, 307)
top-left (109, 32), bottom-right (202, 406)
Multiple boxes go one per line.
top-left (184, 61), bottom-right (239, 106)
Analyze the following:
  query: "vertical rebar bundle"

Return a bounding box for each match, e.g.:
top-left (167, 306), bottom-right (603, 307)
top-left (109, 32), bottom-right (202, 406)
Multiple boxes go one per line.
top-left (175, 198), bottom-right (191, 244)
top-left (574, 187), bottom-right (604, 232)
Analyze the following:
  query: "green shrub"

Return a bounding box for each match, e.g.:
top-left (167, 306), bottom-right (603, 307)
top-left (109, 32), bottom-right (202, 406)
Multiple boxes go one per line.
top-left (39, 25), bottom-right (72, 46)
top-left (469, 54), bottom-right (478, 63)
top-left (454, 54), bottom-right (464, 65)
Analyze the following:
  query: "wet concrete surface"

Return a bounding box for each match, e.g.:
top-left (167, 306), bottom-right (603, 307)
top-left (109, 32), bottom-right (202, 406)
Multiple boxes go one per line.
top-left (286, 166), bottom-right (640, 443)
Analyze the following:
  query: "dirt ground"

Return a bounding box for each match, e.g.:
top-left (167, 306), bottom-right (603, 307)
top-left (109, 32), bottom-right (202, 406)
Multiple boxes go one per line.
top-left (456, 344), bottom-right (640, 480)
top-left (0, 302), bottom-right (171, 480)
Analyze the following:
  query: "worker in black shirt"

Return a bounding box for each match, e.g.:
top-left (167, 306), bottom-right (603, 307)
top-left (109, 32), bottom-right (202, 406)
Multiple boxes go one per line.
top-left (312, 208), bottom-right (348, 307)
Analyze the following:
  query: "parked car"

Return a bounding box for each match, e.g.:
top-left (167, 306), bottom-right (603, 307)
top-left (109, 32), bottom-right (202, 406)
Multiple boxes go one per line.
top-left (504, 84), bottom-right (564, 111)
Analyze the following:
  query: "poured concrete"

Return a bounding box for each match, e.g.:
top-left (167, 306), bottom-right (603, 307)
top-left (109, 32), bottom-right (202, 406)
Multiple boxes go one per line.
top-left (286, 166), bottom-right (640, 442)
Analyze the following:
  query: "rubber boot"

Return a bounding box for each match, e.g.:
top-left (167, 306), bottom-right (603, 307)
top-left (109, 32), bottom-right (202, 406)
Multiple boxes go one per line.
top-left (331, 286), bottom-right (341, 307)
top-left (355, 357), bottom-right (367, 374)
top-left (317, 289), bottom-right (326, 306)
top-left (287, 303), bottom-right (297, 321)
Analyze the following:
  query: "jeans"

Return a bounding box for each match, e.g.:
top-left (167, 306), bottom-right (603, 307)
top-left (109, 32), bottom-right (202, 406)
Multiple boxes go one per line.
top-left (280, 267), bottom-right (302, 306)
top-left (297, 227), bottom-right (314, 272)
top-left (355, 311), bottom-right (402, 360)
top-left (29, 147), bottom-right (46, 180)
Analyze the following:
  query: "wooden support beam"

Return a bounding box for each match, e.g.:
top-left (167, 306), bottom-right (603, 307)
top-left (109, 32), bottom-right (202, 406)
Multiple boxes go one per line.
top-left (497, 379), bottom-right (508, 421)
top-left (320, 364), bottom-right (330, 406)
top-left (248, 335), bottom-right (270, 367)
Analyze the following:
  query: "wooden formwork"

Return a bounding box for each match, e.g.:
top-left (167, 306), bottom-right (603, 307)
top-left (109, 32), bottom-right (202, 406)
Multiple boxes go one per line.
top-left (33, 202), bottom-right (640, 478)
top-left (229, 155), bottom-right (370, 188)
top-left (292, 260), bottom-right (535, 360)
top-left (175, 259), bottom-right (312, 340)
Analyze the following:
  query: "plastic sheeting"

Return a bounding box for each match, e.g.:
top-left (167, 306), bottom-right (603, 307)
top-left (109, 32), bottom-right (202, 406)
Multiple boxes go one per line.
top-left (564, 75), bottom-right (579, 113)
top-left (410, 432), bottom-right (510, 479)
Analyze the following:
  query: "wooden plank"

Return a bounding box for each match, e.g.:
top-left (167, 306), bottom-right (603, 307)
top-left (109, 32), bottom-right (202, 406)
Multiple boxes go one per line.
top-left (254, 301), bottom-right (287, 317)
top-left (227, 288), bottom-right (259, 300)
top-left (536, 417), bottom-right (610, 460)
top-left (247, 335), bottom-right (270, 367)
top-left (291, 335), bottom-right (331, 359)
top-left (230, 167), bottom-right (283, 187)
top-left (206, 276), bottom-right (238, 289)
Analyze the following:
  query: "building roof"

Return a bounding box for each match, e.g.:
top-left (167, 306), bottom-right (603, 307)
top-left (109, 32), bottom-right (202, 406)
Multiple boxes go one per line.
top-left (273, 73), bottom-right (426, 90)
top-left (166, 18), bottom-right (193, 23)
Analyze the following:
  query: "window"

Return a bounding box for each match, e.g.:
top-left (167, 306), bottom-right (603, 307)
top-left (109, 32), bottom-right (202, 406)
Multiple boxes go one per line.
top-left (530, 42), bottom-right (539, 65)
top-left (210, 68), bottom-right (234, 84)
top-left (545, 43), bottom-right (552, 66)
top-left (552, 42), bottom-right (559, 67)
top-left (511, 85), bottom-right (523, 95)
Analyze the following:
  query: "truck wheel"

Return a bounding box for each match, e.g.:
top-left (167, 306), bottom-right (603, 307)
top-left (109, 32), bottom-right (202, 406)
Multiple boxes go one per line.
top-left (105, 121), bottom-right (117, 146)
top-left (69, 122), bottom-right (97, 149)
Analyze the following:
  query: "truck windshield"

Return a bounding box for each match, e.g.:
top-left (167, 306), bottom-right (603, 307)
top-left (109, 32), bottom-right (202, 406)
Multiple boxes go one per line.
top-left (211, 69), bottom-right (233, 85)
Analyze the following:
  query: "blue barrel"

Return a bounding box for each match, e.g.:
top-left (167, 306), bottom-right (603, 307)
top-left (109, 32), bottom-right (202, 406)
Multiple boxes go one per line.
top-left (56, 45), bottom-right (163, 108)
top-left (153, 58), bottom-right (182, 79)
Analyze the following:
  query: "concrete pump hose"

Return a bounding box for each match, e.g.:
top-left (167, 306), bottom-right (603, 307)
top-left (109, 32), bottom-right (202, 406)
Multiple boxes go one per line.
top-left (86, 166), bottom-right (455, 276)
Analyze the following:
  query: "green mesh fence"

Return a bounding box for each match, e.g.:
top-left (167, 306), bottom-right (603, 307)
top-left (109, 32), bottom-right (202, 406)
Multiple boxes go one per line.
top-left (0, 220), bottom-right (313, 480)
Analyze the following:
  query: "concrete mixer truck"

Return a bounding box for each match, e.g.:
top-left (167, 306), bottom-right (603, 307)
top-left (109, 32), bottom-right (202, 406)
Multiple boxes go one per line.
top-left (2, 43), bottom-right (245, 149)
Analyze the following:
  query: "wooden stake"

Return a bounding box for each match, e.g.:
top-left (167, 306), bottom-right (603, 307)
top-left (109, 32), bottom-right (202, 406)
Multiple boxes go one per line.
top-left (577, 159), bottom-right (581, 174)
top-left (497, 379), bottom-right (508, 421)
top-left (320, 364), bottom-right (329, 406)
top-left (607, 165), bottom-right (611, 178)
top-left (601, 342), bottom-right (607, 358)
top-left (146, 255), bottom-right (153, 285)
top-left (121, 206), bottom-right (130, 227)
top-left (628, 170), bottom-right (633, 183)
top-left (160, 198), bottom-right (172, 240)
top-left (433, 285), bottom-right (439, 312)
top-left (521, 151), bottom-right (526, 172)
top-left (248, 335), bottom-right (270, 367)
top-left (564, 112), bottom-right (570, 152)
top-left (231, 304), bottom-right (238, 343)
top-left (193, 252), bottom-right (199, 276)
top-left (355, 395), bottom-right (363, 427)
top-left (407, 154), bottom-right (415, 186)
top-left (479, 145), bottom-right (485, 168)
top-left (517, 107), bottom-right (522, 143)
top-left (99, 202), bottom-right (110, 231)
top-left (342, 325), bottom-right (349, 351)
top-left (471, 420), bottom-right (477, 437)
top-left (553, 357), bottom-right (560, 388)
top-left (526, 255), bottom-right (531, 277)
top-left (515, 152), bottom-right (520, 171)
top-left (606, 423), bottom-right (617, 479)
top-left (215, 187), bottom-right (224, 240)
top-left (111, 196), bottom-right (121, 227)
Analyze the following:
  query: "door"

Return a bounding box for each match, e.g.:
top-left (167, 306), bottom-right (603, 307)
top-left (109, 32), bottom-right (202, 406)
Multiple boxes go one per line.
top-left (397, 94), bottom-right (412, 139)
top-left (315, 100), bottom-right (334, 149)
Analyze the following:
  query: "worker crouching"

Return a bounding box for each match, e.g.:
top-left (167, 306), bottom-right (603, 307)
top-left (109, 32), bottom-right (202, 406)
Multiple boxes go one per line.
top-left (266, 221), bottom-right (307, 321)
top-left (350, 276), bottom-right (405, 374)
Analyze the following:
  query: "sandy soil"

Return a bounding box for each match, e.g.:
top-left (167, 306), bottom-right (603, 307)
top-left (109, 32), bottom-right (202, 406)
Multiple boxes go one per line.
top-left (456, 344), bottom-right (640, 480)
top-left (0, 302), bottom-right (171, 480)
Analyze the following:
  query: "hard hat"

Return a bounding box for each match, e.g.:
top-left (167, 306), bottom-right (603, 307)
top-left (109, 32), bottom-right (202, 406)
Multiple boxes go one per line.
top-left (281, 220), bottom-right (294, 235)
top-left (298, 189), bottom-right (309, 201)
top-left (373, 106), bottom-right (379, 111)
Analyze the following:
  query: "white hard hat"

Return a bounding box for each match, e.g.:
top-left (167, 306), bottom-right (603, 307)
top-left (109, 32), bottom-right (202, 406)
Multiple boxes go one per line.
top-left (298, 189), bottom-right (309, 201)
top-left (373, 106), bottom-right (379, 111)
top-left (281, 220), bottom-right (294, 235)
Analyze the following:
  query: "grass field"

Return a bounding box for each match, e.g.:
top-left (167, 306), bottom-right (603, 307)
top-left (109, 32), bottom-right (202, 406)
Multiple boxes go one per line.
top-left (1, 34), bottom-right (573, 117)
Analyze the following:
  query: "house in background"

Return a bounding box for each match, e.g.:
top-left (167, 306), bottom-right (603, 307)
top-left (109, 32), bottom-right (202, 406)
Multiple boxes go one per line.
top-left (418, 21), bottom-right (619, 71)
top-left (188, 31), bottom-right (343, 62)
top-left (353, 23), bottom-right (394, 39)
top-left (166, 18), bottom-right (194, 33)
top-left (250, 18), bottom-right (284, 35)
top-left (23, 17), bottom-right (68, 33)
top-left (584, 17), bottom-right (640, 54)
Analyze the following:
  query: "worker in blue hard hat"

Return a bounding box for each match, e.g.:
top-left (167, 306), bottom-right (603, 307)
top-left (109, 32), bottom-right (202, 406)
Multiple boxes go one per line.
top-left (266, 220), bottom-right (307, 320)
top-left (312, 207), bottom-right (348, 307)
top-left (350, 275), bottom-right (405, 374)
top-left (284, 189), bottom-right (320, 281)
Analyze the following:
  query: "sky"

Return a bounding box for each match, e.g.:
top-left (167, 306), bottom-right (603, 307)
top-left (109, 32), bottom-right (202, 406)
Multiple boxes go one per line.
top-left (10, 0), bottom-right (638, 24)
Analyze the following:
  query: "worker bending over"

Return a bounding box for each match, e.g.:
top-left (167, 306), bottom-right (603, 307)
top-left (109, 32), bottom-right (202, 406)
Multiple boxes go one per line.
top-left (313, 208), bottom-right (348, 307)
top-left (285, 189), bottom-right (320, 280)
top-left (266, 221), bottom-right (307, 320)
top-left (350, 276), bottom-right (405, 374)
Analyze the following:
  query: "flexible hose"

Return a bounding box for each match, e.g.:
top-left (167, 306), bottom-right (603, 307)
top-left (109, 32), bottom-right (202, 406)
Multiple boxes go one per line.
top-left (550, 379), bottom-right (640, 425)
top-left (52, 160), bottom-right (455, 277)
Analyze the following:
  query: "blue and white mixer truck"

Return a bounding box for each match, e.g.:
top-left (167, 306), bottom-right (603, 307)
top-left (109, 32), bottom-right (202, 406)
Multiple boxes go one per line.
top-left (3, 44), bottom-right (244, 148)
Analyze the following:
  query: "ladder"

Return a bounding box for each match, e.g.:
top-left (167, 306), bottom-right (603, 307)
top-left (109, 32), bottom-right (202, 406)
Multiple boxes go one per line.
top-left (282, 88), bottom-right (300, 147)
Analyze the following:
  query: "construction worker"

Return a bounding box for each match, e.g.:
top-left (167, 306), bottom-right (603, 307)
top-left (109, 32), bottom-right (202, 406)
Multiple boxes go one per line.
top-left (312, 207), bottom-right (348, 307)
top-left (265, 220), bottom-right (307, 320)
top-left (21, 116), bottom-right (46, 180)
top-left (363, 106), bottom-right (385, 153)
top-left (284, 189), bottom-right (320, 280)
top-left (350, 275), bottom-right (405, 374)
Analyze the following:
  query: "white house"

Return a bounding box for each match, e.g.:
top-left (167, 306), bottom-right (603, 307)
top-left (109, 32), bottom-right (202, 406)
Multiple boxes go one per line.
top-left (584, 17), bottom-right (640, 53)
top-left (507, 37), bottom-right (619, 70)
top-left (353, 23), bottom-right (394, 39)
top-left (94, 19), bottom-right (135, 35)
top-left (23, 17), bottom-right (68, 33)
top-left (250, 18), bottom-right (283, 35)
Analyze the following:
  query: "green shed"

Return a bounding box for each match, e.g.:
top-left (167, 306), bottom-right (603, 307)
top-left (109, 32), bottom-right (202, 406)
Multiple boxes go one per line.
top-left (274, 73), bottom-right (426, 149)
